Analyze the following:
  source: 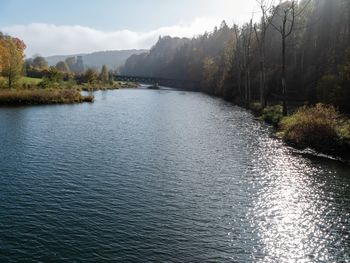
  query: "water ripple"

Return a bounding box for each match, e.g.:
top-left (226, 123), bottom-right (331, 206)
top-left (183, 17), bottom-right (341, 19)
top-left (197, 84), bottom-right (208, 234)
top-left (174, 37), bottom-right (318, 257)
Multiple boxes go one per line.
top-left (0, 89), bottom-right (349, 262)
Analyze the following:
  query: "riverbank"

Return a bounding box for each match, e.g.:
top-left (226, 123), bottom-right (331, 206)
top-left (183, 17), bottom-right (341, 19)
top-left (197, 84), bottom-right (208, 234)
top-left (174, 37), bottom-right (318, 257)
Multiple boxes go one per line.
top-left (0, 77), bottom-right (138, 105)
top-left (249, 103), bottom-right (350, 161)
top-left (80, 81), bottom-right (139, 91)
top-left (0, 88), bottom-right (93, 105)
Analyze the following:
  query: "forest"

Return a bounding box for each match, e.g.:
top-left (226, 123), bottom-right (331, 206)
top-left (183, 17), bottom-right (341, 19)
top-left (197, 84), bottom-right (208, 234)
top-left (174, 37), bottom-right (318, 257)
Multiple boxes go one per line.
top-left (121, 0), bottom-right (350, 114)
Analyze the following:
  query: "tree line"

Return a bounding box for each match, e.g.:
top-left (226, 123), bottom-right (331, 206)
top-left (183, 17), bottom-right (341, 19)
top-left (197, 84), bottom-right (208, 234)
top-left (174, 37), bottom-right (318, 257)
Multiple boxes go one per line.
top-left (28, 57), bottom-right (115, 88)
top-left (0, 40), bottom-right (115, 89)
top-left (121, 0), bottom-right (350, 113)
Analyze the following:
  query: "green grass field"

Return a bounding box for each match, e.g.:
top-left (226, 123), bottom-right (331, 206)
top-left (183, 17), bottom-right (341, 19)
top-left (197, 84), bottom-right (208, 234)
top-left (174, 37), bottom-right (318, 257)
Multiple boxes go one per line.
top-left (19, 77), bottom-right (42, 85)
top-left (0, 76), bottom-right (42, 86)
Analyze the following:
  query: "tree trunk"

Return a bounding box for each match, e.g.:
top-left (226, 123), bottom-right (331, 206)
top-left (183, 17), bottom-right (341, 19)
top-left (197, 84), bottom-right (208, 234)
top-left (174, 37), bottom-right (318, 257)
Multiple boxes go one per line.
top-left (259, 63), bottom-right (264, 105)
top-left (262, 55), bottom-right (267, 107)
top-left (259, 55), bottom-right (267, 107)
top-left (245, 71), bottom-right (248, 106)
top-left (247, 66), bottom-right (251, 104)
top-left (282, 35), bottom-right (287, 116)
top-left (238, 69), bottom-right (242, 100)
top-left (8, 73), bottom-right (12, 89)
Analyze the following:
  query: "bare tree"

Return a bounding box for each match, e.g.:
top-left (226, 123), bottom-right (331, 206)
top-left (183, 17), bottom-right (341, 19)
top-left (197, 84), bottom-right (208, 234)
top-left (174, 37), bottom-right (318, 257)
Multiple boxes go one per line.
top-left (233, 25), bottom-right (243, 100)
top-left (254, 0), bottom-right (274, 107)
top-left (242, 19), bottom-right (254, 106)
top-left (270, 0), bottom-right (312, 115)
top-left (270, 1), bottom-right (296, 115)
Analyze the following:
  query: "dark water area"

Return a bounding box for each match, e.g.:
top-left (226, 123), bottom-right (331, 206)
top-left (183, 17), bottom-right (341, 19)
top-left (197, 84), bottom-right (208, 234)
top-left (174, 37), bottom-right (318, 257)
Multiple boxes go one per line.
top-left (0, 88), bottom-right (349, 262)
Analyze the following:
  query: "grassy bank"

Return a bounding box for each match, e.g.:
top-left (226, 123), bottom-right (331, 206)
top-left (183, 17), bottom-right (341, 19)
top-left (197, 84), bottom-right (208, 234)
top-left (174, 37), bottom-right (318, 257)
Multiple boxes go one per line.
top-left (0, 89), bottom-right (93, 105)
top-left (0, 76), bottom-right (42, 88)
top-left (0, 77), bottom-right (139, 105)
top-left (251, 103), bottom-right (350, 159)
top-left (80, 81), bottom-right (139, 91)
top-left (19, 77), bottom-right (42, 85)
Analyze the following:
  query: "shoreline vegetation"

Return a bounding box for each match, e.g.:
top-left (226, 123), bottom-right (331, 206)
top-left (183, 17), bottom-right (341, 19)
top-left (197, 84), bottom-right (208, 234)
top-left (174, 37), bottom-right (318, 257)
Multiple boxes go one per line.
top-left (0, 88), bottom-right (94, 105)
top-left (80, 81), bottom-right (139, 91)
top-left (118, 0), bottom-right (350, 162)
top-left (0, 35), bottom-right (139, 106)
top-left (0, 78), bottom-right (139, 106)
top-left (249, 102), bottom-right (350, 162)
top-left (1, 1), bottom-right (350, 164)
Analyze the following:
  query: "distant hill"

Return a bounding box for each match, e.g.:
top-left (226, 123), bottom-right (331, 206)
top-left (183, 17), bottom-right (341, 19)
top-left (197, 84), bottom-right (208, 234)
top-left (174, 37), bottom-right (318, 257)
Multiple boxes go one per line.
top-left (45, 49), bottom-right (148, 70)
top-left (120, 36), bottom-right (190, 77)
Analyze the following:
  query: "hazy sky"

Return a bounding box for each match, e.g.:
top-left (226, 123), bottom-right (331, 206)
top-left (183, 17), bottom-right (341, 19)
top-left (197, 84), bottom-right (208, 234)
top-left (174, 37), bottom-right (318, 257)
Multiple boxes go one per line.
top-left (0, 0), bottom-right (260, 57)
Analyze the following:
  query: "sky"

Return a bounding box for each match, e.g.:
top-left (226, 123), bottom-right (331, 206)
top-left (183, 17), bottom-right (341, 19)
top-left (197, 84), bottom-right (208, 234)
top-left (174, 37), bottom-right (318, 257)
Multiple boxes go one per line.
top-left (0, 0), bottom-right (260, 57)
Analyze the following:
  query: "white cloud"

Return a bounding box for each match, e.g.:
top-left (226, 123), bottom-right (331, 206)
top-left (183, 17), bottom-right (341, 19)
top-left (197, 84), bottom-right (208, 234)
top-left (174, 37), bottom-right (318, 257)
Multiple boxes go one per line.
top-left (1, 18), bottom-right (227, 57)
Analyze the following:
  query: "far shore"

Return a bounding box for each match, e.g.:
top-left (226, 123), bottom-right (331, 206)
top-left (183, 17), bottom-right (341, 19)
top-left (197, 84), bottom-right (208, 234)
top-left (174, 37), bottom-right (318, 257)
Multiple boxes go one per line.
top-left (0, 77), bottom-right (139, 106)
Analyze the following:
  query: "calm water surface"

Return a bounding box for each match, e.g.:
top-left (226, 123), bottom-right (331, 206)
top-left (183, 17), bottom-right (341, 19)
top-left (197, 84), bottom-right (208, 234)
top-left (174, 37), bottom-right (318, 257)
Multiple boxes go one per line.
top-left (0, 88), bottom-right (349, 262)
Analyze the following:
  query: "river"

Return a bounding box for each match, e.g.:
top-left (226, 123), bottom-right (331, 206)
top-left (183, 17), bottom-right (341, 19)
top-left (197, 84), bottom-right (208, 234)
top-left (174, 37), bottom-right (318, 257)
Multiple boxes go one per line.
top-left (0, 87), bottom-right (349, 262)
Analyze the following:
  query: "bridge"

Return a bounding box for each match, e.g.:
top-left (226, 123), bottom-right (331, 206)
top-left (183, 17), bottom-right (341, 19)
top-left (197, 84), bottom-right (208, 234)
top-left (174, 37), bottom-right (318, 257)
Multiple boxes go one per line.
top-left (114, 75), bottom-right (200, 90)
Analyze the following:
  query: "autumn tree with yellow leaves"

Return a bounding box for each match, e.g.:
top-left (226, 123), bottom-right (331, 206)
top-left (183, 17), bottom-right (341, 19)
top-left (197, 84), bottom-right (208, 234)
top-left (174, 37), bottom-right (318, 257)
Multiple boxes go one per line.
top-left (0, 33), bottom-right (26, 88)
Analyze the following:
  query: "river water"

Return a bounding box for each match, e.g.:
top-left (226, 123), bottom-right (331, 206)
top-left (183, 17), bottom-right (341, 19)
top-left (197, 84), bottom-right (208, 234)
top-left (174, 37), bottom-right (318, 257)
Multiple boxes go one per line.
top-left (0, 88), bottom-right (349, 262)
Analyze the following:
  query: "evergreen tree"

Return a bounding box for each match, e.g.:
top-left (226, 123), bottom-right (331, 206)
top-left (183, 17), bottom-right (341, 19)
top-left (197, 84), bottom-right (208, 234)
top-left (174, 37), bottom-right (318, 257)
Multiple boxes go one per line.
top-left (99, 64), bottom-right (109, 84)
top-left (55, 61), bottom-right (70, 72)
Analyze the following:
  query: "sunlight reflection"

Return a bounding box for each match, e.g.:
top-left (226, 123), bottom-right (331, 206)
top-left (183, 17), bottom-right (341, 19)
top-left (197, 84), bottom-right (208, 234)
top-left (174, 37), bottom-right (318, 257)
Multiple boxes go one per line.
top-left (248, 139), bottom-right (343, 262)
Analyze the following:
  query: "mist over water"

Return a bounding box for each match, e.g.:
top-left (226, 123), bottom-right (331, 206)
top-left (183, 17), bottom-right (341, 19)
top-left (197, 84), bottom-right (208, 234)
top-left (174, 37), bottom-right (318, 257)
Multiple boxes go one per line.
top-left (0, 88), bottom-right (349, 262)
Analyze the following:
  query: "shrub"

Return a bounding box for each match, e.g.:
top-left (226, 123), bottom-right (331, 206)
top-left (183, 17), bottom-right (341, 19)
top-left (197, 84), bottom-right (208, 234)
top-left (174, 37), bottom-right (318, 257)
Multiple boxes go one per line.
top-left (38, 78), bottom-right (52, 89)
top-left (0, 78), bottom-right (7, 88)
top-left (260, 105), bottom-right (283, 127)
top-left (83, 69), bottom-right (98, 84)
top-left (338, 120), bottom-right (350, 142)
top-left (249, 102), bottom-right (263, 115)
top-left (280, 103), bottom-right (350, 154)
